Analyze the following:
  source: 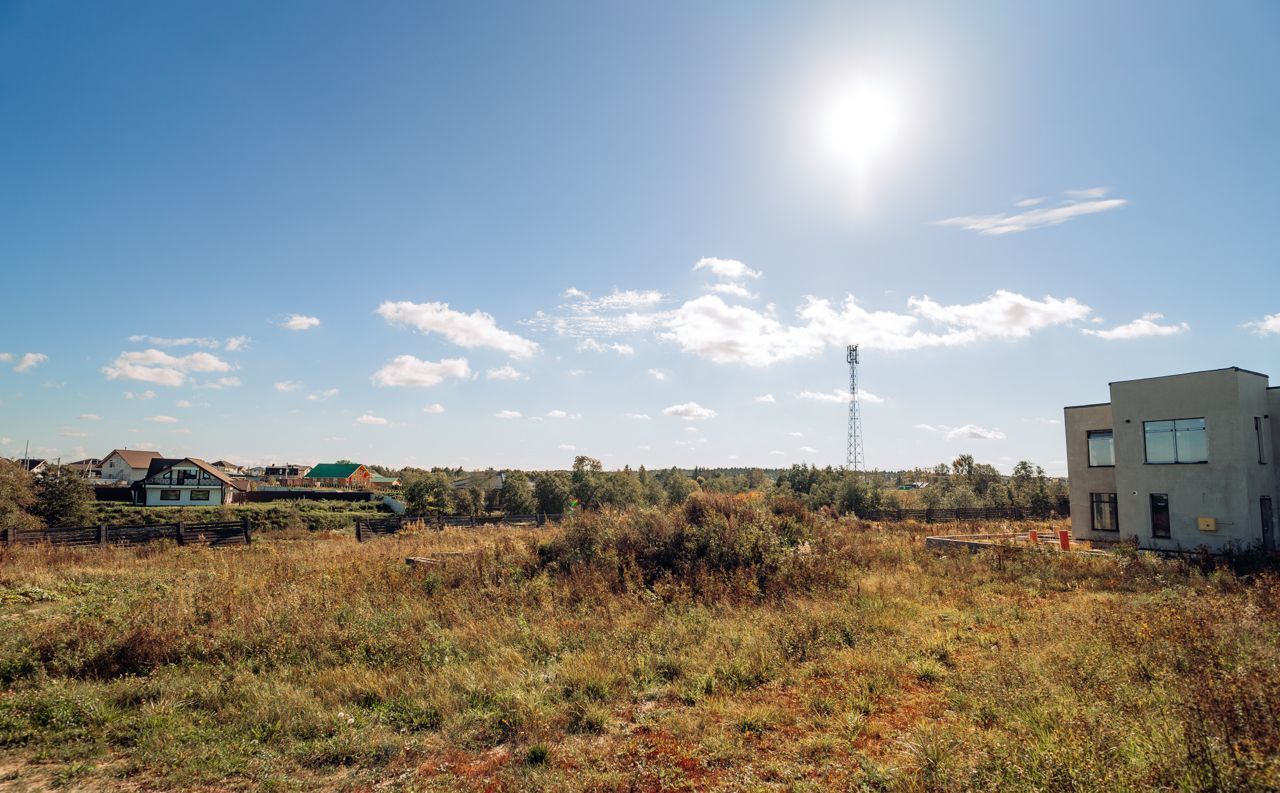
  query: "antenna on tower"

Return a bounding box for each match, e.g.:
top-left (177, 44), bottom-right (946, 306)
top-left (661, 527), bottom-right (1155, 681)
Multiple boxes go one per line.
top-left (846, 345), bottom-right (864, 472)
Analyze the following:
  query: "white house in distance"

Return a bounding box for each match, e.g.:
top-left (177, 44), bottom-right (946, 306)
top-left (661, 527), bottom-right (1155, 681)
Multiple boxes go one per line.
top-left (1064, 367), bottom-right (1280, 553)
top-left (139, 457), bottom-right (244, 505)
top-left (99, 449), bottom-right (163, 484)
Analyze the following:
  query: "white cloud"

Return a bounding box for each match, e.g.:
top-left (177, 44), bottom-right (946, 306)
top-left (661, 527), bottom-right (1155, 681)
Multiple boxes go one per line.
top-left (569, 289), bottom-right (664, 313)
top-left (662, 401), bottom-right (717, 421)
top-left (578, 338), bottom-right (635, 356)
top-left (124, 390), bottom-right (156, 400)
top-left (647, 368), bottom-right (667, 381)
top-left (568, 369), bottom-right (587, 377)
top-left (13, 353), bottom-right (48, 373)
top-left (707, 282), bottom-right (759, 300)
top-left (937, 190), bottom-right (1126, 235)
top-left (146, 415), bottom-right (179, 424)
top-left (1065, 187), bottom-right (1110, 199)
top-left (495, 409), bottom-right (522, 420)
top-left (564, 287), bottom-right (588, 299)
top-left (199, 376), bottom-right (241, 389)
top-left (486, 365), bottom-right (526, 381)
top-left (0, 437), bottom-right (11, 445)
top-left (377, 301), bottom-right (538, 359)
top-left (280, 314), bottom-right (321, 331)
top-left (372, 356), bottom-right (471, 388)
top-left (225, 336), bottom-right (250, 351)
top-left (0, 353), bottom-right (10, 362)
top-left (916, 423), bottom-right (1006, 441)
top-left (103, 349), bottom-right (231, 386)
top-left (799, 445), bottom-right (817, 453)
top-left (545, 409), bottom-right (581, 419)
top-left (558, 443), bottom-right (577, 451)
top-left (754, 394), bottom-right (776, 404)
top-left (423, 403), bottom-right (445, 414)
top-left (175, 400), bottom-right (193, 408)
top-left (128, 335), bottom-right (219, 348)
top-left (624, 412), bottom-right (652, 420)
top-left (769, 450), bottom-right (785, 456)
top-left (1245, 313), bottom-right (1280, 335)
top-left (1083, 313), bottom-right (1189, 340)
top-left (356, 413), bottom-right (388, 425)
top-left (78, 413), bottom-right (100, 421)
top-left (274, 380), bottom-right (303, 392)
top-left (795, 388), bottom-right (885, 405)
top-left (1014, 197), bottom-right (1044, 208)
top-left (306, 388), bottom-right (339, 401)
top-left (788, 431), bottom-right (804, 437)
top-left (693, 257), bottom-right (761, 280)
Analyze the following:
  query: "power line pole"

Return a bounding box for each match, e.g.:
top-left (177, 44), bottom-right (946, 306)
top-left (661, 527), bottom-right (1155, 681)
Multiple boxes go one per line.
top-left (846, 344), bottom-right (864, 472)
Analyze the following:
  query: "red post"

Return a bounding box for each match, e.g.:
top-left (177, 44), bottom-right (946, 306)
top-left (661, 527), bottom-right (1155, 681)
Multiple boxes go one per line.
top-left (1028, 529), bottom-right (1038, 545)
top-left (1058, 529), bottom-right (1070, 551)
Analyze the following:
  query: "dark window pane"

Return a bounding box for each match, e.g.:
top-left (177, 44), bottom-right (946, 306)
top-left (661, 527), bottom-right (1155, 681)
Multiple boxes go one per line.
top-left (1151, 493), bottom-right (1170, 538)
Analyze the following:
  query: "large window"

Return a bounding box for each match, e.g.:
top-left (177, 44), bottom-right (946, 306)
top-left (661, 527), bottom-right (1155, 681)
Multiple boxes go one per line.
top-left (1144, 418), bottom-right (1207, 464)
top-left (190, 489), bottom-right (211, 501)
top-left (1087, 430), bottom-right (1114, 467)
top-left (159, 489), bottom-right (180, 501)
top-left (1090, 492), bottom-right (1118, 532)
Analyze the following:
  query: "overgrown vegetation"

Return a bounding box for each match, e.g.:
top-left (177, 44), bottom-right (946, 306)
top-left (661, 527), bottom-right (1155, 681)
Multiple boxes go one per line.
top-left (0, 504), bottom-right (1274, 790)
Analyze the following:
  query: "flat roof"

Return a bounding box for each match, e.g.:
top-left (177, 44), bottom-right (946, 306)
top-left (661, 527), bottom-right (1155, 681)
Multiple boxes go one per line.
top-left (1064, 401), bottom-right (1111, 411)
top-left (1108, 366), bottom-right (1269, 386)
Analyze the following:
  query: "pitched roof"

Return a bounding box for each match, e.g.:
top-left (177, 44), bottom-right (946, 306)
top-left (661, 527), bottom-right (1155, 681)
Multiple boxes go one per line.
top-left (304, 463), bottom-right (365, 479)
top-left (104, 449), bottom-right (163, 469)
top-left (144, 457), bottom-right (244, 490)
top-left (370, 474), bottom-right (399, 484)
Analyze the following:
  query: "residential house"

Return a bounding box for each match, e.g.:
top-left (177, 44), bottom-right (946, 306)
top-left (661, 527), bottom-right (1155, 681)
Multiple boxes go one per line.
top-left (15, 458), bottom-right (49, 475)
top-left (138, 457), bottom-right (244, 506)
top-left (303, 462), bottom-right (373, 489)
top-left (263, 464), bottom-right (310, 486)
top-left (65, 458), bottom-right (103, 478)
top-left (370, 474), bottom-right (401, 489)
top-left (1064, 367), bottom-right (1280, 552)
top-left (211, 460), bottom-right (245, 476)
top-left (99, 449), bottom-right (163, 485)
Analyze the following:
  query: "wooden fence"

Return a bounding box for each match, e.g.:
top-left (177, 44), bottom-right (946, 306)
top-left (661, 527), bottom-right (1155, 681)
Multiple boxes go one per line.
top-left (857, 507), bottom-right (1061, 523)
top-left (355, 514), bottom-right (566, 541)
top-left (2, 518), bottom-right (253, 548)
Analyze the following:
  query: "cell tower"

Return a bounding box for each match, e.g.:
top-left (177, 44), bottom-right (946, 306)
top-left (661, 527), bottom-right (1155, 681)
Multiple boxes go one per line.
top-left (846, 344), bottom-right (864, 472)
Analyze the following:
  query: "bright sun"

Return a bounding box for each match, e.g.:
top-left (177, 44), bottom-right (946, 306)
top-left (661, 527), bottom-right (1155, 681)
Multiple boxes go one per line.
top-left (817, 81), bottom-right (901, 169)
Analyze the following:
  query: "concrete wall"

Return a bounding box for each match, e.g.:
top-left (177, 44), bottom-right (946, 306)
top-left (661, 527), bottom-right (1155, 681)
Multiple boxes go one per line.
top-left (1064, 403), bottom-right (1116, 541)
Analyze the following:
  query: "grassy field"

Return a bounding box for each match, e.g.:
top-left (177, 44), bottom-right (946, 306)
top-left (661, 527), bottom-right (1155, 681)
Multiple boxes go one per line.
top-left (0, 497), bottom-right (1276, 791)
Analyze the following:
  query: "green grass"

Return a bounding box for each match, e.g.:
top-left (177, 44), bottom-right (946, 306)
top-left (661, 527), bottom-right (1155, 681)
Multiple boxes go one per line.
top-left (0, 497), bottom-right (1276, 790)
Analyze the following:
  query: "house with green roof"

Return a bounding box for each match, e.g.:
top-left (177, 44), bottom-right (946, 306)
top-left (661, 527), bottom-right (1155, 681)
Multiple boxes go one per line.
top-left (303, 462), bottom-right (372, 489)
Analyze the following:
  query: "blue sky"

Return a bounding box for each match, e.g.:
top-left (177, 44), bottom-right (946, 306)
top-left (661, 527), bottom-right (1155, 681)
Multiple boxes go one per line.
top-left (2, 0), bottom-right (1278, 474)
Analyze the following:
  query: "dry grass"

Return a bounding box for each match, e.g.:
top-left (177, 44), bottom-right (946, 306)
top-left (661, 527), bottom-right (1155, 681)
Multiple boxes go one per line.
top-left (0, 502), bottom-right (1276, 791)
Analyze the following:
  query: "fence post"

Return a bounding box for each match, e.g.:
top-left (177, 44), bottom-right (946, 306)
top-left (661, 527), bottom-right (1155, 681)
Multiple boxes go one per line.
top-left (176, 521), bottom-right (186, 546)
top-left (924, 508), bottom-right (933, 523)
top-left (1, 526), bottom-right (8, 546)
top-left (98, 524), bottom-right (107, 546)
top-left (241, 516), bottom-right (251, 545)
top-left (355, 521), bottom-right (364, 542)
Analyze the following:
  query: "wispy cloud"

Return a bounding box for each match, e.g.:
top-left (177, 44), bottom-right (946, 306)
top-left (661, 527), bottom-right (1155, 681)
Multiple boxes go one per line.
top-left (662, 401), bottom-right (717, 421)
top-left (707, 282), bottom-right (758, 300)
top-left (377, 301), bottom-right (538, 359)
top-left (78, 413), bottom-right (100, 421)
top-left (647, 368), bottom-right (667, 381)
top-left (103, 349), bottom-right (231, 386)
top-left (1245, 313), bottom-right (1280, 335)
top-left (754, 394), bottom-right (776, 404)
top-left (916, 423), bottom-right (1006, 440)
top-left (423, 403), bottom-right (445, 414)
top-left (128, 335), bottom-right (220, 348)
top-left (577, 338), bottom-right (635, 356)
top-left (13, 353), bottom-right (48, 373)
top-left (693, 257), bottom-right (761, 280)
top-left (1083, 313), bottom-right (1189, 340)
top-left (124, 390), bottom-right (156, 400)
top-left (795, 388), bottom-right (885, 405)
top-left (274, 380), bottom-right (304, 392)
top-left (495, 409), bottom-right (522, 419)
top-left (486, 365), bottom-right (526, 381)
top-left (279, 314), bottom-right (321, 331)
top-left (372, 356), bottom-right (471, 388)
top-left (545, 409), bottom-right (581, 420)
top-left (355, 413), bottom-right (388, 426)
top-left (306, 388), bottom-right (339, 401)
top-left (623, 412), bottom-right (651, 420)
top-left (145, 415), bottom-right (179, 424)
top-left (937, 188), bottom-right (1126, 235)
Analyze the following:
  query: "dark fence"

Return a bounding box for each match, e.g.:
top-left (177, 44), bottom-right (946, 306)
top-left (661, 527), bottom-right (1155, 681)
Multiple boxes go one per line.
top-left (3, 518), bottom-right (253, 548)
top-left (355, 514), bottom-right (566, 541)
top-left (858, 507), bottom-right (1063, 523)
top-left (234, 490), bottom-right (380, 504)
top-left (93, 486), bottom-right (135, 503)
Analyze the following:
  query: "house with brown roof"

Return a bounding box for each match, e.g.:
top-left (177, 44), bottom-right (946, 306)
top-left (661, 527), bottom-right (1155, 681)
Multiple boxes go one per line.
top-left (138, 457), bottom-right (245, 506)
top-left (99, 449), bottom-right (163, 484)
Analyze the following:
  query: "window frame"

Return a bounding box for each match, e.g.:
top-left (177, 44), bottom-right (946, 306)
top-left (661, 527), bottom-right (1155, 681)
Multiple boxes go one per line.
top-left (1086, 429), bottom-right (1115, 468)
top-left (159, 489), bottom-right (180, 502)
top-left (1089, 492), bottom-right (1119, 532)
top-left (189, 489), bottom-right (211, 502)
top-left (1143, 417), bottom-right (1208, 465)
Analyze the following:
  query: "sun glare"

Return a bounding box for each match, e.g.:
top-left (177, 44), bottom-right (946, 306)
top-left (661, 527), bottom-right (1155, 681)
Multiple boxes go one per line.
top-left (817, 81), bottom-right (901, 169)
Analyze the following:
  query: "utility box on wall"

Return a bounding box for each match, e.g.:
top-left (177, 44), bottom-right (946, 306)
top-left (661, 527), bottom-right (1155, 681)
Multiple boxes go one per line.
top-left (1198, 517), bottom-right (1217, 532)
